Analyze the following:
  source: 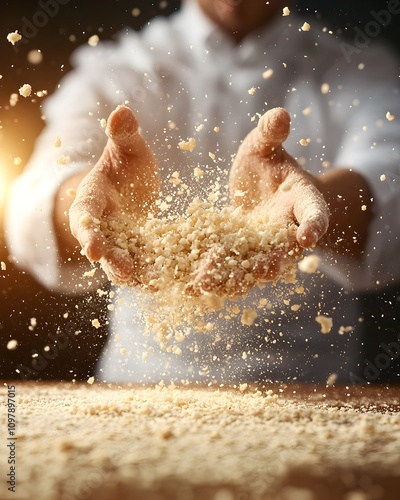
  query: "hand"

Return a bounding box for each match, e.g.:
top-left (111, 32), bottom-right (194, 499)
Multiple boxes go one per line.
top-left (230, 107), bottom-right (329, 246)
top-left (188, 108), bottom-right (330, 297)
top-left (69, 105), bottom-right (160, 284)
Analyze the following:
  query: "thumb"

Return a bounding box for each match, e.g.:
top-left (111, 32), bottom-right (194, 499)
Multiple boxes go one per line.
top-left (101, 104), bottom-right (160, 211)
top-left (254, 107), bottom-right (291, 156)
top-left (106, 104), bottom-right (139, 147)
top-left (104, 105), bottom-right (143, 164)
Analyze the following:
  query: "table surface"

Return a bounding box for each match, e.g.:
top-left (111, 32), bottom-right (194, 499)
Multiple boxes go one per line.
top-left (1, 382), bottom-right (400, 500)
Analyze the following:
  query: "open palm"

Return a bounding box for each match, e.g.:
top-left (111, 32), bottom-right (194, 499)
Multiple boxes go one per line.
top-left (188, 108), bottom-right (330, 296)
top-left (69, 105), bottom-right (160, 284)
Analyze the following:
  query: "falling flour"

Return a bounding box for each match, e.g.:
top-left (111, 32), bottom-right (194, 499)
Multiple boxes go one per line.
top-left (97, 196), bottom-right (303, 342)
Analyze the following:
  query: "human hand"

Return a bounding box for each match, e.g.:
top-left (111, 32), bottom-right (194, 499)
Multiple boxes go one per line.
top-left (230, 107), bottom-right (329, 246)
top-left (188, 108), bottom-right (329, 297)
top-left (69, 105), bottom-right (160, 284)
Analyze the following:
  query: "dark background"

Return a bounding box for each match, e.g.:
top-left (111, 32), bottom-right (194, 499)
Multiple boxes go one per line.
top-left (0, 0), bottom-right (399, 382)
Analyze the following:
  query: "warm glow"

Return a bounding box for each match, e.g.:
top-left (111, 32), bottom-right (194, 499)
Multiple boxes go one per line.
top-left (0, 160), bottom-right (12, 219)
top-left (0, 166), bottom-right (6, 204)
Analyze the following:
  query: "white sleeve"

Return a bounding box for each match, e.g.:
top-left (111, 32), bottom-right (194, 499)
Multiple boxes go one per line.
top-left (318, 44), bottom-right (400, 291)
top-left (5, 44), bottom-right (122, 294)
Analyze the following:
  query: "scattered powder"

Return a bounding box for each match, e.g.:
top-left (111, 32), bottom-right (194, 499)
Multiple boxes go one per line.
top-left (88, 34), bottom-right (100, 47)
top-left (9, 93), bottom-right (19, 106)
top-left (27, 49), bottom-right (43, 65)
top-left (386, 112), bottom-right (394, 121)
top-left (196, 124), bottom-right (205, 132)
top-left (194, 167), bottom-right (204, 178)
top-left (91, 318), bottom-right (101, 329)
top-left (240, 308), bottom-right (258, 326)
top-left (66, 188), bottom-right (76, 198)
top-left (282, 6), bottom-right (291, 16)
top-left (1, 261), bottom-right (6, 271)
top-left (87, 376), bottom-right (95, 384)
top-left (100, 118), bottom-right (107, 128)
top-left (53, 136), bottom-right (62, 148)
top-left (83, 268), bottom-right (97, 278)
top-left (19, 84), bottom-right (32, 97)
top-left (56, 155), bottom-right (71, 165)
top-left (361, 205), bottom-right (367, 211)
top-left (315, 315), bottom-right (333, 334)
top-left (338, 325), bottom-right (354, 335)
top-left (7, 339), bottom-right (18, 350)
top-left (178, 137), bottom-right (196, 152)
top-left (302, 107), bottom-right (312, 116)
top-left (301, 22), bottom-right (311, 32)
top-left (97, 196), bottom-right (302, 344)
top-left (262, 68), bottom-right (274, 79)
top-left (299, 138), bottom-right (311, 147)
top-left (298, 255), bottom-right (321, 274)
top-left (7, 31), bottom-right (22, 45)
top-left (380, 174), bottom-right (386, 182)
top-left (321, 83), bottom-right (330, 94)
top-left (13, 157), bottom-right (22, 166)
top-left (248, 87), bottom-right (257, 95)
top-left (326, 373), bottom-right (338, 387)
top-left (214, 126), bottom-right (220, 133)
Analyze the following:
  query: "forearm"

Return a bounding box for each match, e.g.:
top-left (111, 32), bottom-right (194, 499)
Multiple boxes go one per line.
top-left (54, 170), bottom-right (91, 261)
top-left (315, 168), bottom-right (374, 258)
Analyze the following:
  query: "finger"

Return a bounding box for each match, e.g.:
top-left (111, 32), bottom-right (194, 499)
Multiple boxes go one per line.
top-left (293, 183), bottom-right (330, 248)
top-left (251, 251), bottom-right (283, 283)
top-left (187, 249), bottom-right (287, 298)
top-left (254, 107), bottom-right (291, 156)
top-left (100, 247), bottom-right (138, 286)
top-left (69, 174), bottom-right (110, 261)
top-left (106, 104), bottom-right (139, 150)
top-left (79, 227), bottom-right (107, 262)
top-left (229, 108), bottom-right (291, 208)
top-left (102, 105), bottom-right (160, 211)
top-left (186, 249), bottom-right (224, 296)
top-left (103, 105), bottom-right (141, 172)
top-left (69, 208), bottom-right (108, 262)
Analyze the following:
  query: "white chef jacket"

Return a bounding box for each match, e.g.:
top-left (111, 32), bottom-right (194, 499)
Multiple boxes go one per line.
top-left (6, 1), bottom-right (400, 384)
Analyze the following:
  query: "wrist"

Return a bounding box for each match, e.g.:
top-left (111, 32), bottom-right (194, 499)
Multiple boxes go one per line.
top-left (314, 168), bottom-right (374, 258)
